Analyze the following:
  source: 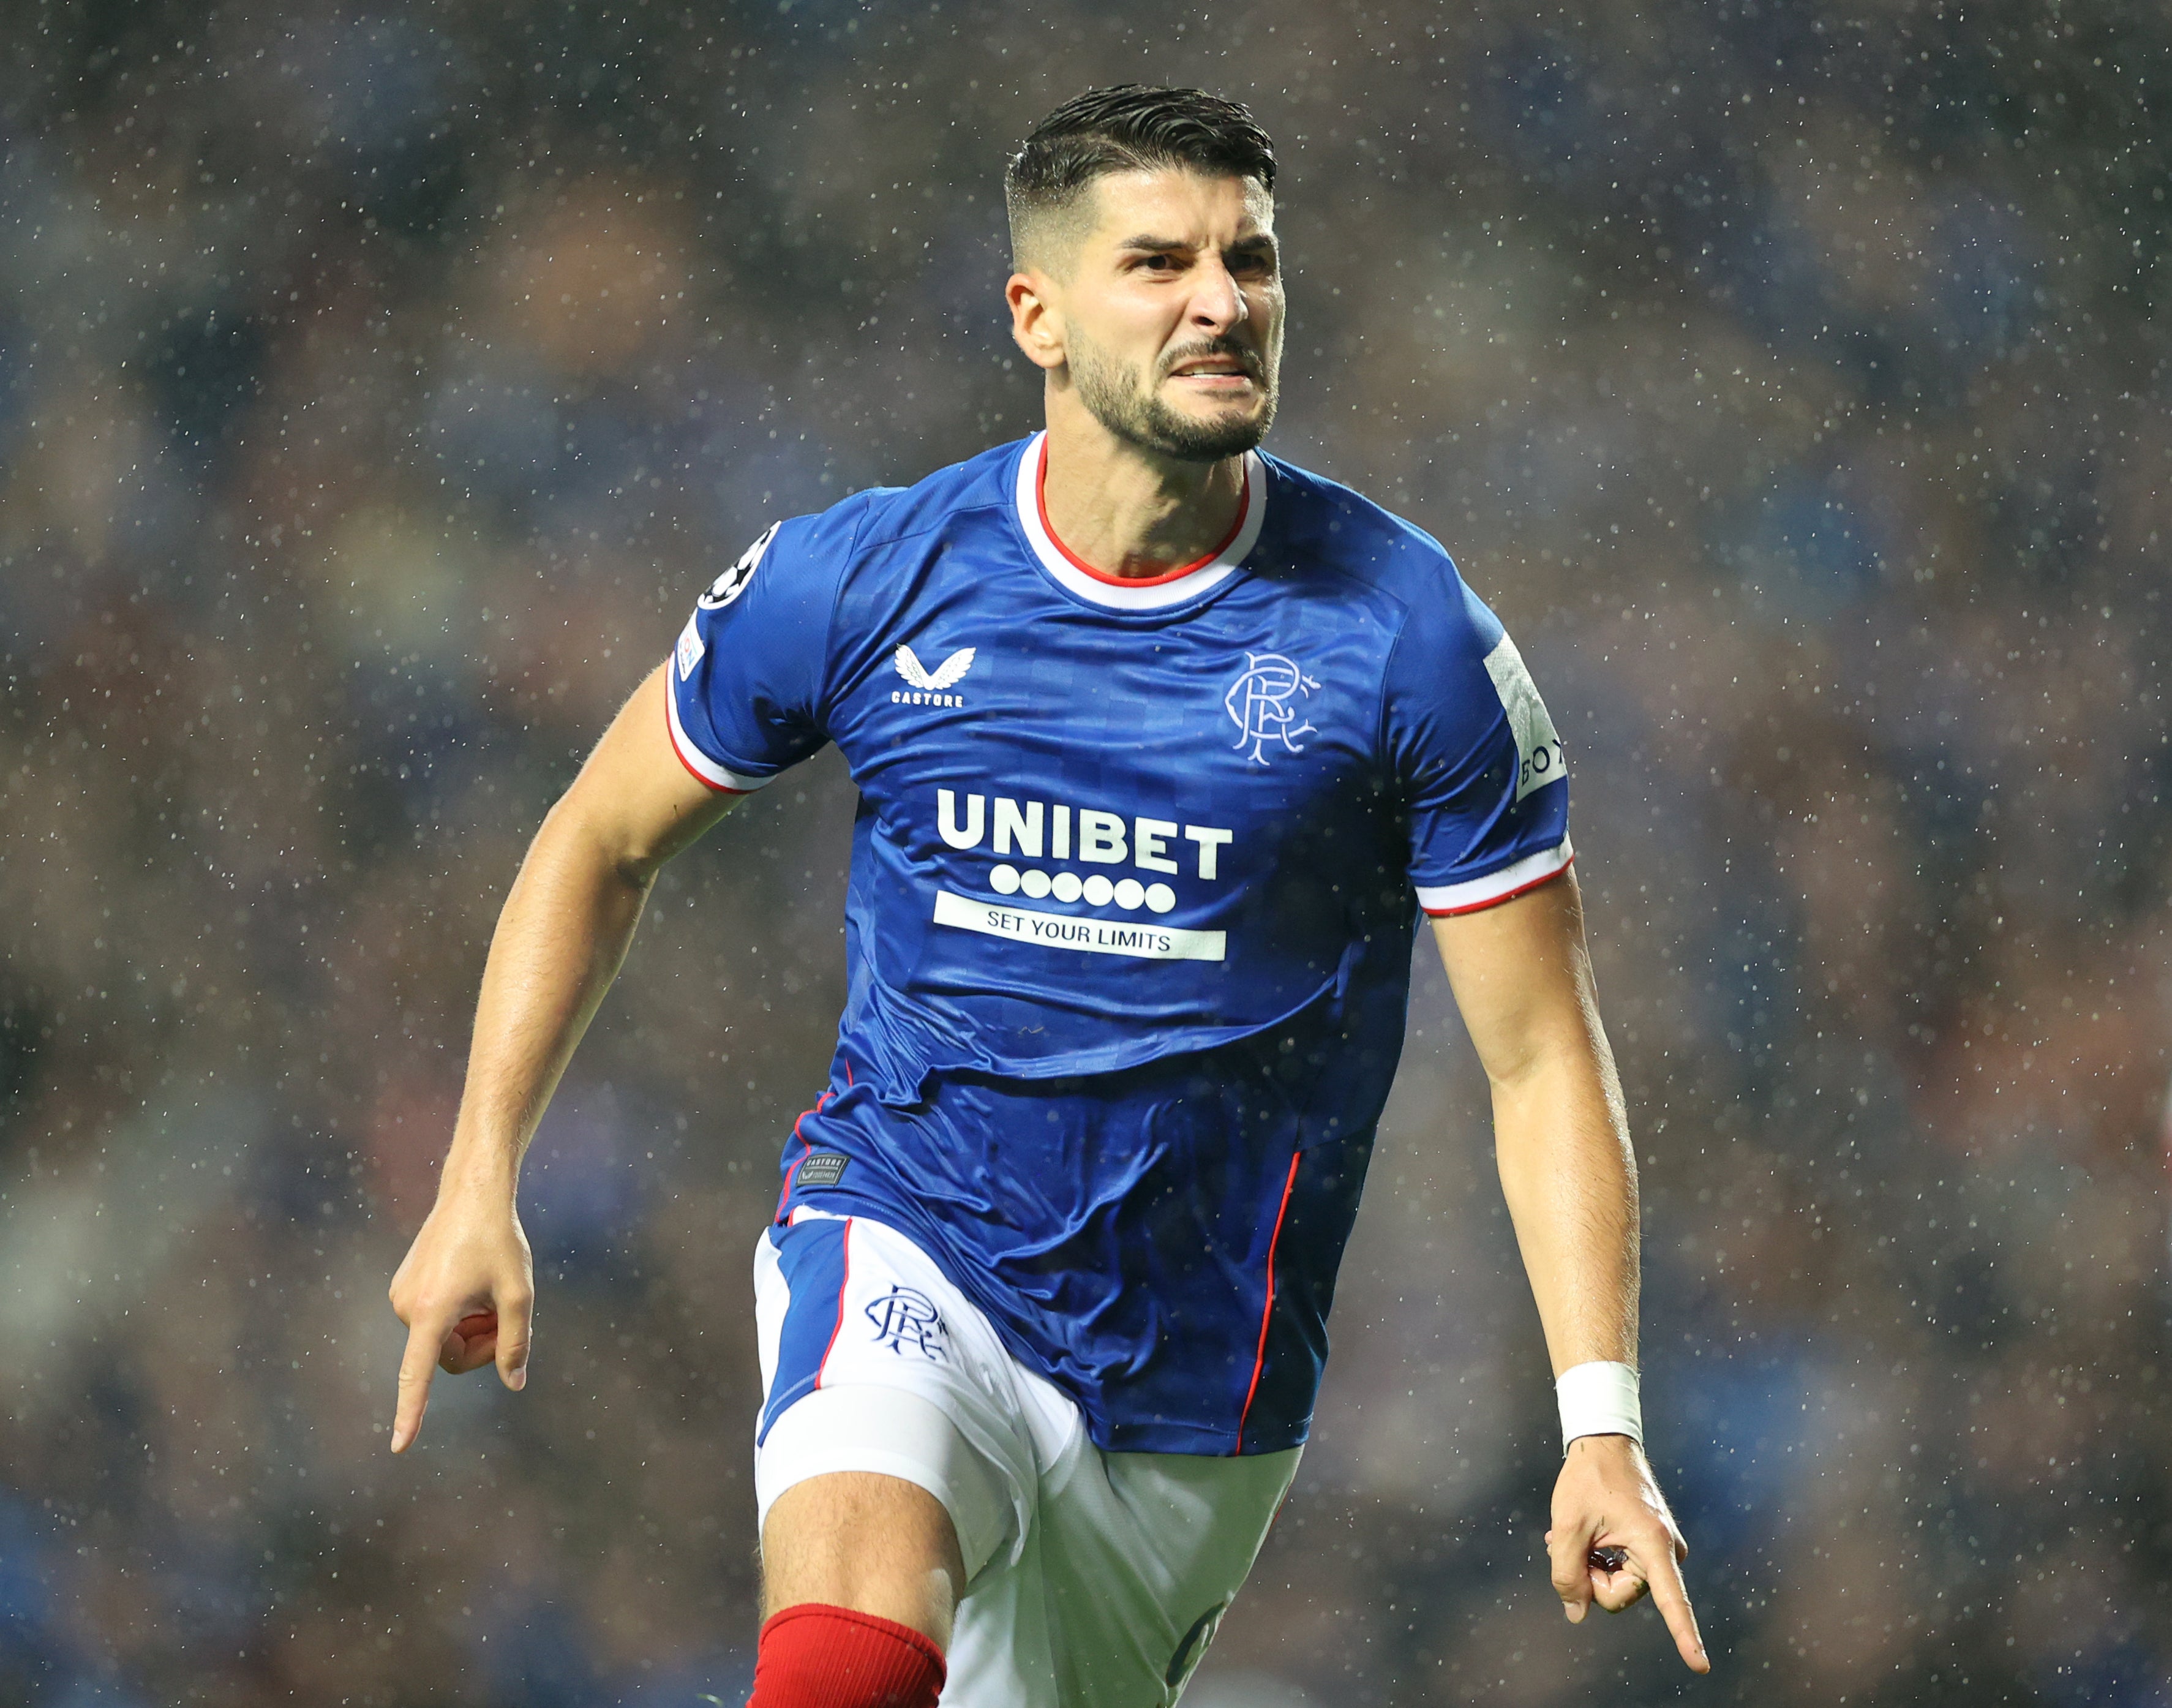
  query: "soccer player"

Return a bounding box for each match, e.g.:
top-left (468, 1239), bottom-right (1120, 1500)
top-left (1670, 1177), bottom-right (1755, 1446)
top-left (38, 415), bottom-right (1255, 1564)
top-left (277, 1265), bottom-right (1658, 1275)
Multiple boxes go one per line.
top-left (388, 85), bottom-right (1708, 1705)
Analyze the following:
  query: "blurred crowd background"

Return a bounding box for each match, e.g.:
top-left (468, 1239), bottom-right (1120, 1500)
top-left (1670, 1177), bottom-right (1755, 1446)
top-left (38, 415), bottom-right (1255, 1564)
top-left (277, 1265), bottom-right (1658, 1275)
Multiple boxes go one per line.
top-left (1, 1), bottom-right (2168, 1703)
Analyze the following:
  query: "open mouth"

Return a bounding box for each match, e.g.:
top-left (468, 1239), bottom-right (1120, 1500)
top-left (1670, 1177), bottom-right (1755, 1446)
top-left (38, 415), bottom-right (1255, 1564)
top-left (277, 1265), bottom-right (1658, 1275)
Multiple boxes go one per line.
top-left (1164, 353), bottom-right (1261, 391)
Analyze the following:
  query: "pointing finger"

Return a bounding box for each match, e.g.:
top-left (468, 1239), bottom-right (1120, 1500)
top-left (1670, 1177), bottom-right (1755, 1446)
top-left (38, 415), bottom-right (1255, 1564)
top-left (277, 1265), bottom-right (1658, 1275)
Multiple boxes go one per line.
top-left (1643, 1545), bottom-right (1710, 1673)
top-left (391, 1320), bottom-right (441, 1454)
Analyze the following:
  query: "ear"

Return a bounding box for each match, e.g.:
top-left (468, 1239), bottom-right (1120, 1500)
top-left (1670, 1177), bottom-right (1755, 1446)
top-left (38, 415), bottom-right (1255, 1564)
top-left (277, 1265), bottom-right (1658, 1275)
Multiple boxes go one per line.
top-left (1006, 270), bottom-right (1067, 373)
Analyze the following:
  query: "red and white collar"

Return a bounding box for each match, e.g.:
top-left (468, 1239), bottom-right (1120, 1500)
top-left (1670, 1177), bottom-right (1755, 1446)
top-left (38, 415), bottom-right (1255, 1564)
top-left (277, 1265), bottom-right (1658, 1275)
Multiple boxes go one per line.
top-left (1013, 431), bottom-right (1266, 611)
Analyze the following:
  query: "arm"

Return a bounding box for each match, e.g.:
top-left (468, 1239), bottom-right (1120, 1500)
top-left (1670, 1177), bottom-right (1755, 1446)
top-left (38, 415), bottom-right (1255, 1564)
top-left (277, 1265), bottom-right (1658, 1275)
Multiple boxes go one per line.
top-left (386, 663), bottom-right (740, 1452)
top-left (1431, 869), bottom-right (1709, 1673)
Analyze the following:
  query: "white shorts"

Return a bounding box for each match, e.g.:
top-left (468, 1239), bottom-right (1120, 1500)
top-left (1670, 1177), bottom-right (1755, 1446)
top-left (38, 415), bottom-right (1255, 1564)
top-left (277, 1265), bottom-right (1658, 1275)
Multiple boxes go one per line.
top-left (753, 1210), bottom-right (1301, 1707)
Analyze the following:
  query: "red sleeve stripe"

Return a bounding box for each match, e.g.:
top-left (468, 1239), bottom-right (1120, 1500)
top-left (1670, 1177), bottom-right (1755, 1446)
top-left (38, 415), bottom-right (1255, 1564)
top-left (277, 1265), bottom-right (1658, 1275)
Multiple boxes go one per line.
top-left (1416, 838), bottom-right (1574, 917)
top-left (663, 668), bottom-right (769, 794)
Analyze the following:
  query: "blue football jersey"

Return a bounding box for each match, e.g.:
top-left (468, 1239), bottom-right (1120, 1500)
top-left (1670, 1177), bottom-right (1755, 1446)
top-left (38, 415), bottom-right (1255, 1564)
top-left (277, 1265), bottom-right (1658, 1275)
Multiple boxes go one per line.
top-left (669, 434), bottom-right (1571, 1454)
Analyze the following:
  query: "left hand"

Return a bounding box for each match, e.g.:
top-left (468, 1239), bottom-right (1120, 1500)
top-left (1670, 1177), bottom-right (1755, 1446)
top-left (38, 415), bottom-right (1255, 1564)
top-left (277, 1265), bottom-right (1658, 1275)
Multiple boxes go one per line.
top-left (1545, 1434), bottom-right (1709, 1673)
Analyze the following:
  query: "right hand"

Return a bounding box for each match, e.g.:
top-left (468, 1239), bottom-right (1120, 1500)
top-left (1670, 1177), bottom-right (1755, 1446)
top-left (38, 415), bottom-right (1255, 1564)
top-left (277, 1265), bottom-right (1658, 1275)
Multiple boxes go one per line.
top-left (386, 1184), bottom-right (535, 1453)
top-left (1544, 1434), bottom-right (1708, 1673)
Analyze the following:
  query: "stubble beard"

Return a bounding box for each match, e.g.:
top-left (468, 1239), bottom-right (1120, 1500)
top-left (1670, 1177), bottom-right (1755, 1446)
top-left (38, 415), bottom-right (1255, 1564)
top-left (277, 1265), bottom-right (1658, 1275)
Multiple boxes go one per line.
top-left (1067, 329), bottom-right (1279, 463)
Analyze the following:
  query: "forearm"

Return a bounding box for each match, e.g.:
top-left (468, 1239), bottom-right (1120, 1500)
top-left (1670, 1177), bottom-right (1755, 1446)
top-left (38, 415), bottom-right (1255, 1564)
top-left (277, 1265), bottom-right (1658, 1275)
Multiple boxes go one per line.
top-left (1432, 881), bottom-right (1700, 1664)
top-left (439, 806), bottom-right (654, 1198)
top-left (388, 668), bottom-right (734, 1453)
top-left (1491, 1032), bottom-right (1639, 1376)
top-left (1499, 1043), bottom-right (1703, 1668)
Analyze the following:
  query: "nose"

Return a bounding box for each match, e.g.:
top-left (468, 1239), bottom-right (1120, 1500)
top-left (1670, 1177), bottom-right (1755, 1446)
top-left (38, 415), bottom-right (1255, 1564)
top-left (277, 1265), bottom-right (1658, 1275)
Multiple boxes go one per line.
top-left (1188, 255), bottom-right (1249, 334)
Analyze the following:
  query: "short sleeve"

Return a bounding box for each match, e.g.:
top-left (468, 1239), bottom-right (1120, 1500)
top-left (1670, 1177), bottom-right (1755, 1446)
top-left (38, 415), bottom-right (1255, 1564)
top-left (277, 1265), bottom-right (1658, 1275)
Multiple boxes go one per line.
top-left (664, 511), bottom-right (846, 792)
top-left (1385, 573), bottom-right (1573, 916)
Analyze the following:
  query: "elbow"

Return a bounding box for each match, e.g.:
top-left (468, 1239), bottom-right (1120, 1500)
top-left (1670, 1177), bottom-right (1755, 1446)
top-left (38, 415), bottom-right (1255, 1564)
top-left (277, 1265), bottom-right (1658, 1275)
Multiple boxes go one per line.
top-left (1479, 1028), bottom-right (1579, 1099)
top-left (1479, 996), bottom-right (1614, 1099)
top-left (535, 789), bottom-right (663, 897)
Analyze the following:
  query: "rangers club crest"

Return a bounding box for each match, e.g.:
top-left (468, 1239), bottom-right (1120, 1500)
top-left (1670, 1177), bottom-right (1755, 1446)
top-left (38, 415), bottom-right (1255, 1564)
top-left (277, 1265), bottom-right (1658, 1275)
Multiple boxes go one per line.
top-left (1224, 652), bottom-right (1318, 766)
top-left (865, 1285), bottom-right (948, 1361)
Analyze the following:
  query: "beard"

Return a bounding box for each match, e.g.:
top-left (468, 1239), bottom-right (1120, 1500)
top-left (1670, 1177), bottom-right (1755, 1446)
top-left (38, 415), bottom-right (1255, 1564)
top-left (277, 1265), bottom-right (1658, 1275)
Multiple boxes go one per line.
top-left (1067, 330), bottom-right (1278, 462)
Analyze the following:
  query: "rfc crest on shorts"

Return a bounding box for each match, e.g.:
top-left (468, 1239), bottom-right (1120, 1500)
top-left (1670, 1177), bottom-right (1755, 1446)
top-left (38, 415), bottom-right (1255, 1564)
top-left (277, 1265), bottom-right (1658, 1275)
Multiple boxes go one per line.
top-left (1224, 652), bottom-right (1319, 766)
top-left (866, 1284), bottom-right (949, 1360)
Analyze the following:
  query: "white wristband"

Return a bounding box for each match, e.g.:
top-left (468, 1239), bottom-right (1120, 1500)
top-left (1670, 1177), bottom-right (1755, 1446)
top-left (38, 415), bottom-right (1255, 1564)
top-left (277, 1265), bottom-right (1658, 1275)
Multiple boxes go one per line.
top-left (1557, 1361), bottom-right (1642, 1451)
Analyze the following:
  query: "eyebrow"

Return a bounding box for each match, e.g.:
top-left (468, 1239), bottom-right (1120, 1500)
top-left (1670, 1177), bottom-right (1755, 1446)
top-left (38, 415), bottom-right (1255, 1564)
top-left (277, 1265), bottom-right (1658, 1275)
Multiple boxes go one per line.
top-left (1115, 233), bottom-right (1279, 257)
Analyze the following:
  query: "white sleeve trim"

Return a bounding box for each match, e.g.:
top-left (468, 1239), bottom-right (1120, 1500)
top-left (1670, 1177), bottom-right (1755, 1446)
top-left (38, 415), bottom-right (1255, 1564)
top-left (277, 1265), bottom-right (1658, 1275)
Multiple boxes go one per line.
top-left (664, 668), bottom-right (773, 794)
top-left (1416, 835), bottom-right (1574, 917)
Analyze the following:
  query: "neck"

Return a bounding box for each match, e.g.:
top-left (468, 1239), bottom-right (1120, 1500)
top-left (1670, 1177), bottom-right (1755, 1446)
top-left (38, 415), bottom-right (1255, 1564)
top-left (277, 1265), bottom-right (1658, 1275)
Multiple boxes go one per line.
top-left (1036, 389), bottom-right (1248, 579)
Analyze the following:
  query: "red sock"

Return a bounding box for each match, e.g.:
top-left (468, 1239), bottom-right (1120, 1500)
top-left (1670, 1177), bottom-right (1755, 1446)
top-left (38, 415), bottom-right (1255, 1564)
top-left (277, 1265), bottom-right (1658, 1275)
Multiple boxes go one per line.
top-left (747, 1603), bottom-right (947, 1708)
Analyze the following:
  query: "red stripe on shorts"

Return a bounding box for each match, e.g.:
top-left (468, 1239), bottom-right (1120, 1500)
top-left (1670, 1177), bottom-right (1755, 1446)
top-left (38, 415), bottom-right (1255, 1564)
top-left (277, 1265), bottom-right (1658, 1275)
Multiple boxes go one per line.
top-left (815, 1217), bottom-right (854, 1389)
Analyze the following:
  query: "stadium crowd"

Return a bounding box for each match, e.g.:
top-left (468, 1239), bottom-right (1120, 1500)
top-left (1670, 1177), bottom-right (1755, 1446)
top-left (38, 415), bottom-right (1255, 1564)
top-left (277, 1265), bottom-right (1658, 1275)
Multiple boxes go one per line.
top-left (0, 2), bottom-right (2166, 1703)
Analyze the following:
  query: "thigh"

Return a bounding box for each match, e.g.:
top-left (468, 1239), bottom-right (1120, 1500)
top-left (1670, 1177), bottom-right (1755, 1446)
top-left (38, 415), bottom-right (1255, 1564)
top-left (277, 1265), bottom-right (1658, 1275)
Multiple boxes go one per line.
top-left (1039, 1446), bottom-right (1302, 1708)
top-left (938, 1517), bottom-right (1062, 1708)
top-left (752, 1214), bottom-right (1042, 1588)
top-left (750, 1217), bottom-right (1294, 1704)
top-left (761, 1469), bottom-right (966, 1646)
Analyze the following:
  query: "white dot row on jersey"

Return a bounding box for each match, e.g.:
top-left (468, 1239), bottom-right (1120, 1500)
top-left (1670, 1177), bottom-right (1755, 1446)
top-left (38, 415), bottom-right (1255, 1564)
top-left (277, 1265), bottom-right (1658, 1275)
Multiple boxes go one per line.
top-left (988, 865), bottom-right (1178, 914)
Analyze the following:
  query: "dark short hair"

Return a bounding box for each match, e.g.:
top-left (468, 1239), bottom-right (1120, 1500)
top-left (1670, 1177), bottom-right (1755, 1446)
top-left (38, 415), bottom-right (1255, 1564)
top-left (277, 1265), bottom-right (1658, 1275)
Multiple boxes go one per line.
top-left (1005, 85), bottom-right (1276, 259)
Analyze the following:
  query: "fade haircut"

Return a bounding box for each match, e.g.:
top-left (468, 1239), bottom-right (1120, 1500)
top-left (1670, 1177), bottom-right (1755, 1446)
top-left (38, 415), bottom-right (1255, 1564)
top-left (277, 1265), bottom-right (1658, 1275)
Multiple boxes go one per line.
top-left (1005, 85), bottom-right (1277, 272)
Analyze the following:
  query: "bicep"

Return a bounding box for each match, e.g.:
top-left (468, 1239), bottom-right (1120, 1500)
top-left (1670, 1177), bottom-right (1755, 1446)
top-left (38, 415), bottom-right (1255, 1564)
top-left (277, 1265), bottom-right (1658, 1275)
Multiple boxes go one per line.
top-left (555, 664), bottom-right (743, 879)
top-left (1428, 868), bottom-right (1601, 1089)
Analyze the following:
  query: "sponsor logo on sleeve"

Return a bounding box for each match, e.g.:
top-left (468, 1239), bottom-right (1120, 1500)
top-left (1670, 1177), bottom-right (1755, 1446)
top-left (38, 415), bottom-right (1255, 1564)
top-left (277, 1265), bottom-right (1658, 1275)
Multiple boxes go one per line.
top-left (1481, 634), bottom-right (1567, 800)
top-left (675, 614), bottom-right (704, 680)
top-left (697, 521), bottom-right (781, 611)
top-left (1225, 652), bottom-right (1319, 766)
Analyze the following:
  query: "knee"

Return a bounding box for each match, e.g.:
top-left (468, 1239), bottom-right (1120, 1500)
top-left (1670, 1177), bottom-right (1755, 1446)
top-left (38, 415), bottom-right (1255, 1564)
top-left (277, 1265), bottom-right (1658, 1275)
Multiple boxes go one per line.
top-left (748, 1603), bottom-right (945, 1708)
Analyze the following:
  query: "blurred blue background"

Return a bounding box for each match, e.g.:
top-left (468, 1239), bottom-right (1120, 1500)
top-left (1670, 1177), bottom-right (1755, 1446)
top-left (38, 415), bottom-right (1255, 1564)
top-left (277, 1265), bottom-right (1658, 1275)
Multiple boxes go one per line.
top-left (1, 2), bottom-right (2167, 1702)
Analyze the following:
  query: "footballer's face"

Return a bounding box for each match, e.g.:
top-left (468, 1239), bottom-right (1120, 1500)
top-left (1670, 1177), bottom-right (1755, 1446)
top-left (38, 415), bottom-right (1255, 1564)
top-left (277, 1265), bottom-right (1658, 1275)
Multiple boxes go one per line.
top-left (1024, 168), bottom-right (1283, 463)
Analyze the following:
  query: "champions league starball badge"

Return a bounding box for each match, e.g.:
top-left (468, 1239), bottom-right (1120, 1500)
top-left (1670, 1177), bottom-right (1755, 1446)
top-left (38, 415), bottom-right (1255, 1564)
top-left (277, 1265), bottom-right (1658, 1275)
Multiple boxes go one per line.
top-left (697, 521), bottom-right (781, 611)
